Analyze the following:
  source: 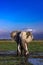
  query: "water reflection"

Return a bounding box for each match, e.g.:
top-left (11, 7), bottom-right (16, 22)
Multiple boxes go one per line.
top-left (0, 56), bottom-right (43, 65)
top-left (28, 58), bottom-right (43, 65)
top-left (13, 57), bottom-right (43, 65)
top-left (0, 56), bottom-right (33, 65)
top-left (0, 51), bottom-right (43, 65)
top-left (15, 57), bottom-right (33, 65)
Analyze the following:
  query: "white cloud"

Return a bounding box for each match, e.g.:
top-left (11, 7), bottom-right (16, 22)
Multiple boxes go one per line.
top-left (26, 29), bottom-right (33, 31)
top-left (22, 28), bottom-right (33, 32)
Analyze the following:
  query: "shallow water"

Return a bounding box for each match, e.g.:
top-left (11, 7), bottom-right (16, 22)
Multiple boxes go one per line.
top-left (0, 51), bottom-right (43, 65)
top-left (28, 58), bottom-right (43, 65)
top-left (0, 57), bottom-right (43, 65)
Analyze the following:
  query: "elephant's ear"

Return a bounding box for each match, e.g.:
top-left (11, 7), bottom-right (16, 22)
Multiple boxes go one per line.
top-left (26, 32), bottom-right (31, 38)
top-left (10, 31), bottom-right (17, 41)
top-left (10, 31), bottom-right (13, 38)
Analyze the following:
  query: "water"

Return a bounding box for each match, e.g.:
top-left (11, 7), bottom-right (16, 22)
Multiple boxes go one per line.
top-left (28, 58), bottom-right (43, 65)
top-left (0, 57), bottom-right (43, 65)
top-left (0, 51), bottom-right (43, 65)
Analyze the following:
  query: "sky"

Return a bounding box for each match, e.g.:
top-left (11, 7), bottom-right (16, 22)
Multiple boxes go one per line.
top-left (0, 0), bottom-right (43, 32)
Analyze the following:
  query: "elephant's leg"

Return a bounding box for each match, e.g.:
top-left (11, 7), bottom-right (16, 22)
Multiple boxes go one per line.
top-left (20, 44), bottom-right (23, 55)
top-left (17, 44), bottom-right (21, 55)
top-left (22, 42), bottom-right (29, 56)
top-left (24, 43), bottom-right (29, 55)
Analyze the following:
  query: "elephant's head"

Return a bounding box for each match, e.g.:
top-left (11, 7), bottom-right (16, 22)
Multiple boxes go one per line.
top-left (20, 31), bottom-right (33, 43)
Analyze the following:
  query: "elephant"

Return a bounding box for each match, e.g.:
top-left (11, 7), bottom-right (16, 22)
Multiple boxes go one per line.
top-left (10, 31), bottom-right (33, 56)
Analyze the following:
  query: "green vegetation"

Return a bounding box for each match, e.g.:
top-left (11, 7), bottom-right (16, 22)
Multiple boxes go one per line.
top-left (28, 41), bottom-right (43, 52)
top-left (0, 40), bottom-right (43, 52)
top-left (0, 41), bottom-right (17, 50)
top-left (0, 40), bottom-right (43, 65)
top-left (0, 56), bottom-right (33, 65)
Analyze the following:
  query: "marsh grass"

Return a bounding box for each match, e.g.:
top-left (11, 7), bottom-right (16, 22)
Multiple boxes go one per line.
top-left (0, 40), bottom-right (43, 65)
top-left (0, 56), bottom-right (33, 65)
top-left (0, 40), bottom-right (43, 52)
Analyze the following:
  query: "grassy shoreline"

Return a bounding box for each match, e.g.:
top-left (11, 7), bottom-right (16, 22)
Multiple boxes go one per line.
top-left (0, 40), bottom-right (43, 65)
top-left (0, 40), bottom-right (43, 52)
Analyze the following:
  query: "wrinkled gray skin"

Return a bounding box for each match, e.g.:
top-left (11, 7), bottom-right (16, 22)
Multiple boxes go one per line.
top-left (10, 31), bottom-right (33, 56)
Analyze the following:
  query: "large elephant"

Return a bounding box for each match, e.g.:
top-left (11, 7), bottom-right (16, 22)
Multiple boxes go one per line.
top-left (10, 31), bottom-right (33, 56)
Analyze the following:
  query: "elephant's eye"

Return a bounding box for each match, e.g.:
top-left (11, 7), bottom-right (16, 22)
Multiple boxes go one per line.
top-left (26, 32), bottom-right (30, 38)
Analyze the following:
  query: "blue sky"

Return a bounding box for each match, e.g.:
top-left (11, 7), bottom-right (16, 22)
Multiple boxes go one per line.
top-left (0, 0), bottom-right (43, 32)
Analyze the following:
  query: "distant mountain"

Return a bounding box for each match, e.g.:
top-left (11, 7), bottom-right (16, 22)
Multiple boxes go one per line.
top-left (0, 32), bottom-right (11, 39)
top-left (0, 31), bottom-right (43, 40)
top-left (33, 32), bottom-right (43, 40)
